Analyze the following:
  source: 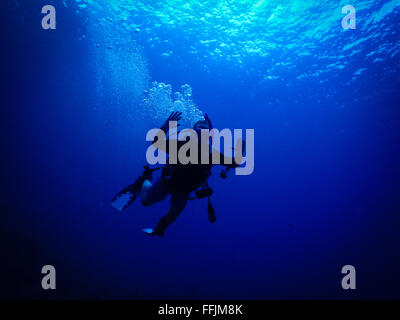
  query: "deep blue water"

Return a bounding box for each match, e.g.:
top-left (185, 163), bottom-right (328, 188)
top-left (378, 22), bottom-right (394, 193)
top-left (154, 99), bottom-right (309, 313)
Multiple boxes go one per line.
top-left (1, 0), bottom-right (400, 299)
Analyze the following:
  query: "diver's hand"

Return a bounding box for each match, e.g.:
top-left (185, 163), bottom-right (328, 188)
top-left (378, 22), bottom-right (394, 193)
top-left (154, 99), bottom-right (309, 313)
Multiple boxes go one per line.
top-left (161, 111), bottom-right (182, 132)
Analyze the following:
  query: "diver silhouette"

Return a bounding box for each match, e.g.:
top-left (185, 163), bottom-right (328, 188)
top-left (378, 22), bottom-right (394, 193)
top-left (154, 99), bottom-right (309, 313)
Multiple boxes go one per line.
top-left (111, 112), bottom-right (242, 236)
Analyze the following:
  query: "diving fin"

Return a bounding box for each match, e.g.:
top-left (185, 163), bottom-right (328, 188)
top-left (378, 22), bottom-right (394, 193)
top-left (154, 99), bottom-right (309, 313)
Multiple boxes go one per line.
top-left (142, 228), bottom-right (164, 237)
top-left (110, 166), bottom-right (159, 211)
top-left (142, 228), bottom-right (154, 235)
top-left (110, 176), bottom-right (145, 211)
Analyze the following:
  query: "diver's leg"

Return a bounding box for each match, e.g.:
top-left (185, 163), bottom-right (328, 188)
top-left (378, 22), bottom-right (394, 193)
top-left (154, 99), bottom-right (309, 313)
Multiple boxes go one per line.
top-left (144, 193), bottom-right (188, 236)
top-left (141, 178), bottom-right (169, 207)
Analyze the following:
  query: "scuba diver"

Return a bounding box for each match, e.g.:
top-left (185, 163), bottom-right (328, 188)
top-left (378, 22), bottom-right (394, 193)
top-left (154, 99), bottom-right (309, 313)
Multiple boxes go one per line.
top-left (110, 112), bottom-right (242, 236)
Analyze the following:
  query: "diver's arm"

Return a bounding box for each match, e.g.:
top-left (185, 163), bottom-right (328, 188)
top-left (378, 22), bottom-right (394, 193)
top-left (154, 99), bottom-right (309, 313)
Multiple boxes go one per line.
top-left (151, 111), bottom-right (182, 154)
top-left (203, 113), bottom-right (242, 167)
top-left (212, 139), bottom-right (244, 168)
